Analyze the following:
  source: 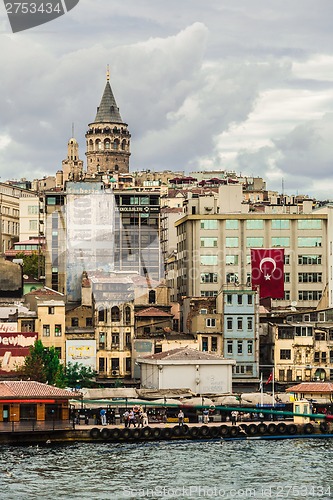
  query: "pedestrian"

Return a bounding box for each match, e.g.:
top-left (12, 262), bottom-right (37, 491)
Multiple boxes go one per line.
top-left (142, 411), bottom-right (149, 427)
top-left (100, 408), bottom-right (107, 426)
top-left (203, 408), bottom-right (209, 424)
top-left (178, 409), bottom-right (184, 426)
top-left (231, 410), bottom-right (238, 426)
top-left (128, 410), bottom-right (136, 427)
top-left (123, 410), bottom-right (129, 427)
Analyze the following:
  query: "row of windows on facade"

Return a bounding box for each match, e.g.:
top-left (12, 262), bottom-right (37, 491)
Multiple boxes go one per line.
top-left (198, 219), bottom-right (323, 230)
top-left (201, 336), bottom-right (254, 356)
top-left (98, 357), bottom-right (131, 373)
top-left (278, 326), bottom-right (333, 339)
top-left (200, 271), bottom-right (322, 284)
top-left (179, 254), bottom-right (322, 267)
top-left (2, 221), bottom-right (19, 235)
top-left (87, 138), bottom-right (128, 151)
top-left (277, 369), bottom-right (333, 382)
top-left (198, 237), bottom-right (323, 248)
top-left (279, 349), bottom-right (333, 363)
top-left (200, 290), bottom-right (323, 301)
top-left (1, 206), bottom-right (19, 217)
top-left (99, 332), bottom-right (131, 349)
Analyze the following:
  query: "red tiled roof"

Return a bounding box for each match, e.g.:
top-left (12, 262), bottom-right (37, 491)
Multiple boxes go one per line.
top-left (135, 307), bottom-right (173, 317)
top-left (286, 382), bottom-right (333, 393)
top-left (25, 287), bottom-right (64, 297)
top-left (0, 381), bottom-right (73, 399)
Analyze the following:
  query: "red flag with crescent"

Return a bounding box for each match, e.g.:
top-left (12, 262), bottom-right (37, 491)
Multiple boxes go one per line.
top-left (251, 248), bottom-right (284, 299)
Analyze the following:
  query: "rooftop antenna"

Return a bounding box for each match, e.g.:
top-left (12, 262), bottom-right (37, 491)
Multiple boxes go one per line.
top-left (72, 122), bottom-right (74, 138)
top-left (282, 177), bottom-right (284, 205)
top-left (106, 64), bottom-right (110, 82)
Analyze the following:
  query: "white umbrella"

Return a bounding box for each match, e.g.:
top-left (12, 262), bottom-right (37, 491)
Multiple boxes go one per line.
top-left (181, 397), bottom-right (215, 407)
top-left (150, 398), bottom-right (181, 407)
top-left (241, 392), bottom-right (273, 405)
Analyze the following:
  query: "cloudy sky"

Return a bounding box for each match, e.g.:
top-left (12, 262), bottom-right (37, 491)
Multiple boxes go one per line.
top-left (1, 0), bottom-right (333, 198)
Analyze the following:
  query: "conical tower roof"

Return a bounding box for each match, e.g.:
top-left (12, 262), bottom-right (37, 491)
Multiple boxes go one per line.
top-left (93, 80), bottom-right (123, 124)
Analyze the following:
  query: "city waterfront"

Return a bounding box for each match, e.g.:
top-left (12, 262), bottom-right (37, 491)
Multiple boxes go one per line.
top-left (0, 439), bottom-right (332, 499)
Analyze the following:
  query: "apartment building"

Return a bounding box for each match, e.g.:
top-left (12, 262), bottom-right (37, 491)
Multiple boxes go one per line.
top-left (175, 184), bottom-right (328, 310)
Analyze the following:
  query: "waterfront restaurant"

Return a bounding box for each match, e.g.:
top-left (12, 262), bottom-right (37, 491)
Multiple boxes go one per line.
top-left (0, 381), bottom-right (73, 423)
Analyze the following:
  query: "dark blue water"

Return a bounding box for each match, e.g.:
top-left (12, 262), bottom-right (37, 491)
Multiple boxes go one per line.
top-left (0, 439), bottom-right (332, 499)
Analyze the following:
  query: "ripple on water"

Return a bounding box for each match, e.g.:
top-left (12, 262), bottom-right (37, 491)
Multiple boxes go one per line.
top-left (0, 439), bottom-right (332, 499)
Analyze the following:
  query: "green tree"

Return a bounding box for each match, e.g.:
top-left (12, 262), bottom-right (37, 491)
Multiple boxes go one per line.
top-left (15, 251), bottom-right (45, 279)
top-left (19, 340), bottom-right (65, 387)
top-left (65, 362), bottom-right (97, 388)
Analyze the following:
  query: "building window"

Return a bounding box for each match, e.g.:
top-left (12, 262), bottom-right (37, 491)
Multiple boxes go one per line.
top-left (237, 295), bottom-right (242, 305)
top-left (200, 272), bottom-right (218, 283)
top-left (237, 317), bottom-right (243, 330)
top-left (125, 358), bottom-right (131, 372)
top-left (227, 341), bottom-right (233, 354)
top-left (225, 220), bottom-right (238, 230)
top-left (280, 349), bottom-right (291, 360)
top-left (48, 307), bottom-right (55, 315)
top-left (111, 306), bottom-right (120, 322)
top-left (54, 324), bottom-right (62, 337)
top-left (112, 334), bottom-right (119, 345)
top-left (314, 352), bottom-right (320, 363)
top-left (202, 337), bottom-right (208, 351)
top-left (298, 273), bottom-right (322, 283)
top-left (298, 237), bottom-right (322, 247)
top-left (201, 290), bottom-right (218, 297)
top-left (226, 272), bottom-right (239, 284)
top-left (148, 290), bottom-right (156, 304)
top-left (29, 220), bottom-right (38, 231)
top-left (86, 317), bottom-right (93, 327)
top-left (200, 237), bottom-right (218, 247)
top-left (298, 291), bottom-right (322, 301)
top-left (284, 273), bottom-right (290, 283)
top-left (99, 358), bottom-right (106, 372)
top-left (237, 341), bottom-right (243, 354)
top-left (200, 255), bottom-right (218, 265)
top-left (71, 317), bottom-right (79, 327)
top-left (211, 337), bottom-right (218, 352)
top-left (227, 317), bottom-right (233, 330)
top-left (226, 294), bottom-right (232, 305)
top-left (28, 205), bottom-right (39, 214)
top-left (247, 341), bottom-right (253, 354)
top-left (247, 317), bottom-right (253, 330)
top-left (43, 325), bottom-right (50, 337)
top-left (247, 294), bottom-right (253, 305)
top-left (206, 318), bottom-right (216, 328)
top-left (201, 219), bottom-right (218, 230)
top-left (125, 306), bottom-right (131, 325)
top-left (99, 332), bottom-right (106, 350)
top-left (226, 237), bottom-right (239, 248)
top-left (54, 347), bottom-right (61, 359)
top-left (225, 255), bottom-right (238, 265)
top-left (98, 309), bottom-right (106, 322)
top-left (246, 237), bottom-right (264, 247)
top-left (111, 358), bottom-right (120, 372)
top-left (246, 220), bottom-right (264, 229)
top-left (284, 255), bottom-right (290, 265)
top-left (272, 219), bottom-right (290, 229)
top-left (271, 237), bottom-right (290, 247)
top-left (322, 352), bottom-right (327, 363)
top-left (298, 219), bottom-right (322, 229)
top-left (298, 255), bottom-right (322, 265)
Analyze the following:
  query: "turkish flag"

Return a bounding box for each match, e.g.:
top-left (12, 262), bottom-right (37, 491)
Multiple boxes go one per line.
top-left (251, 248), bottom-right (284, 299)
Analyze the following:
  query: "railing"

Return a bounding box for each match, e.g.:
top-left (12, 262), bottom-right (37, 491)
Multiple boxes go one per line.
top-left (0, 420), bottom-right (73, 433)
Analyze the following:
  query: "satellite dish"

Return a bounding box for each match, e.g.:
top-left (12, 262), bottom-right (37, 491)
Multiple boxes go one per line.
top-left (291, 301), bottom-right (297, 307)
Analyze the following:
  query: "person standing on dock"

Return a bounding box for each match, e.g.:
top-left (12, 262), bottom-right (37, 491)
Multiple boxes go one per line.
top-left (178, 409), bottom-right (184, 426)
top-left (231, 411), bottom-right (238, 426)
top-left (100, 408), bottom-right (107, 426)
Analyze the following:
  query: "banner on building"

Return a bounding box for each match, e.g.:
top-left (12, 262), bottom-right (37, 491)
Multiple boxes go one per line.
top-left (0, 332), bottom-right (37, 372)
top-left (66, 340), bottom-right (96, 369)
top-left (251, 248), bottom-right (284, 299)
